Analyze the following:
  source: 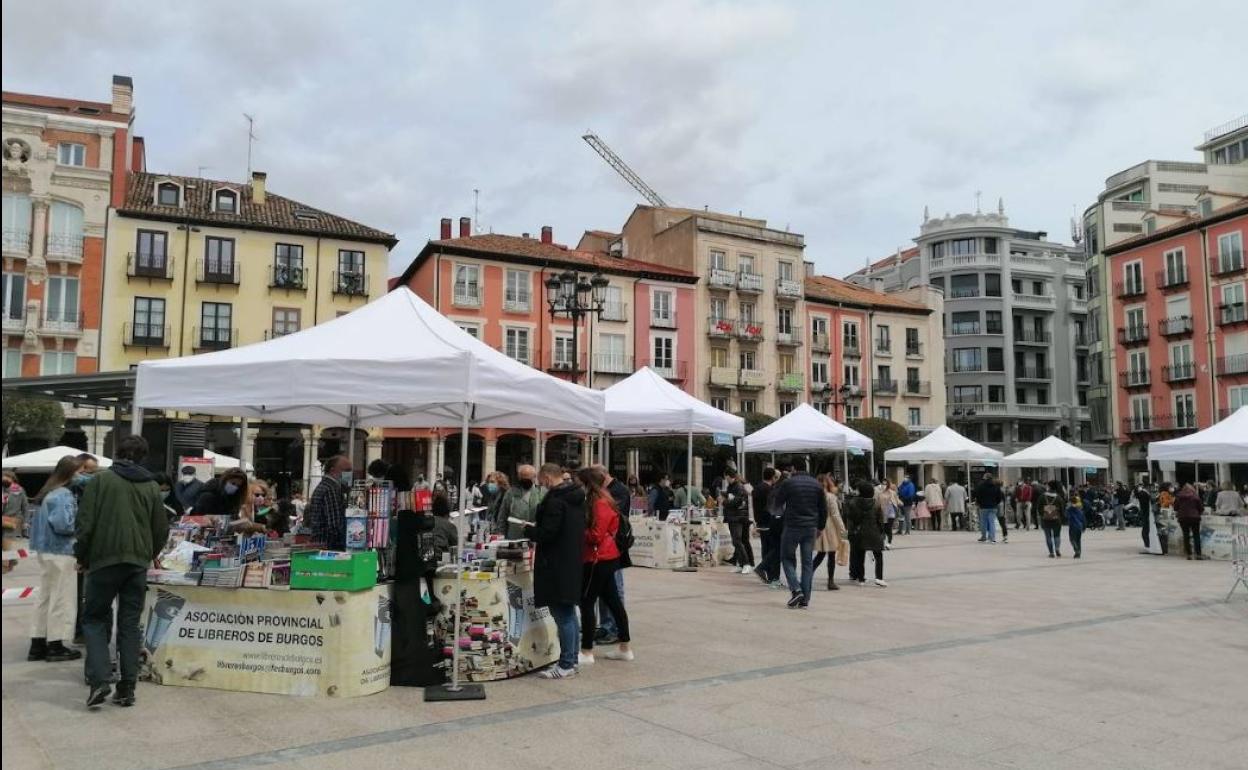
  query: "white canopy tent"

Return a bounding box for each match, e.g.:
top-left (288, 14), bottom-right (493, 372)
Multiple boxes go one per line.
top-left (134, 287), bottom-right (606, 699)
top-left (1000, 435), bottom-right (1109, 469)
top-left (603, 367), bottom-right (744, 481)
top-left (1148, 406), bottom-right (1248, 463)
top-left (202, 449), bottom-right (253, 473)
top-left (884, 425), bottom-right (1003, 484)
top-left (2, 446), bottom-right (111, 472)
top-left (742, 403), bottom-right (873, 479)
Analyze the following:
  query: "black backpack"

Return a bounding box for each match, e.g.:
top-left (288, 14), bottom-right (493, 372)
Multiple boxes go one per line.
top-left (614, 510), bottom-right (634, 568)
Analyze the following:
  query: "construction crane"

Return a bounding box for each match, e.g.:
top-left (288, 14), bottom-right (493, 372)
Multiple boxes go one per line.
top-left (582, 133), bottom-right (668, 207)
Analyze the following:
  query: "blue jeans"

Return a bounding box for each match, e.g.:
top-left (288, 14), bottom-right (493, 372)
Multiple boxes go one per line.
top-left (781, 526), bottom-right (817, 600)
top-left (979, 507), bottom-right (998, 541)
top-left (547, 603), bottom-right (579, 670)
top-left (900, 503), bottom-right (912, 534)
top-left (1043, 523), bottom-right (1061, 554)
top-left (597, 570), bottom-right (625, 635)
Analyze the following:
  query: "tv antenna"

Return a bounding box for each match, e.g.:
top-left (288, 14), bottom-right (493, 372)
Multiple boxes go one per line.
top-left (243, 113), bottom-right (257, 178)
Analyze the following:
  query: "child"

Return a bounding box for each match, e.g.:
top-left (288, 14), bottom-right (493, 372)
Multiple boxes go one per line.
top-left (1066, 494), bottom-right (1086, 559)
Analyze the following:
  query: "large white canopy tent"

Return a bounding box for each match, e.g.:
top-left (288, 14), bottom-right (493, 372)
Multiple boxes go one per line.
top-left (603, 367), bottom-right (745, 481)
top-left (742, 403), bottom-right (873, 479)
top-left (1148, 406), bottom-right (1248, 464)
top-left (1000, 435), bottom-right (1109, 469)
top-left (2, 446), bottom-right (111, 472)
top-left (202, 449), bottom-right (253, 473)
top-left (133, 287), bottom-right (606, 699)
top-left (884, 425), bottom-right (1003, 484)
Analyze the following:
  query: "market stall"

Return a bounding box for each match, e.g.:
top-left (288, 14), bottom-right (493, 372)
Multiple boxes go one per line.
top-left (2, 446), bottom-right (111, 471)
top-left (884, 425), bottom-right (1003, 486)
top-left (742, 403), bottom-right (873, 479)
top-left (627, 512), bottom-right (733, 569)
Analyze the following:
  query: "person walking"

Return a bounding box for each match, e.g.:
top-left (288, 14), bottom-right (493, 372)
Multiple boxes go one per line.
top-left (575, 467), bottom-right (633, 664)
top-left (721, 470), bottom-right (753, 574)
top-left (1174, 483), bottom-right (1204, 560)
top-left (752, 467), bottom-right (782, 586)
top-left (974, 473), bottom-right (1004, 544)
top-left (944, 478), bottom-right (967, 532)
top-left (1015, 479), bottom-right (1034, 530)
top-left (593, 465), bottom-right (631, 645)
top-left (1039, 480), bottom-right (1065, 558)
top-left (812, 475), bottom-right (848, 590)
top-left (773, 465), bottom-right (827, 608)
top-left (897, 475), bottom-right (916, 535)
top-left (526, 464), bottom-right (588, 679)
top-left (75, 435), bottom-right (169, 708)
top-left (1066, 494), bottom-right (1086, 559)
top-left (877, 480), bottom-right (901, 549)
top-left (1112, 482), bottom-right (1130, 531)
top-left (846, 481), bottom-right (887, 587)
top-left (306, 455), bottom-right (351, 550)
top-left (500, 465), bottom-right (546, 539)
top-left (924, 479), bottom-right (944, 532)
top-left (27, 455), bottom-right (86, 664)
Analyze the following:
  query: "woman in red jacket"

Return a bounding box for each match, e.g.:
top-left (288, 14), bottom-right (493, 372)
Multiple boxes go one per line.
top-left (576, 467), bottom-right (633, 664)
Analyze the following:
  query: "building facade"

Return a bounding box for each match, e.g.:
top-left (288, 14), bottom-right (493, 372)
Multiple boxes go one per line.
top-left (847, 207), bottom-right (1098, 458)
top-left (1105, 196), bottom-right (1247, 480)
top-left (1081, 116), bottom-right (1248, 477)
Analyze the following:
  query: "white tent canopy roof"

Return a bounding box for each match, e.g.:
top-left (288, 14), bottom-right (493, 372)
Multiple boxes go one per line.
top-left (202, 449), bottom-right (253, 473)
top-left (134, 288), bottom-right (605, 432)
top-left (884, 425), bottom-right (1004, 463)
top-left (1000, 435), bottom-right (1108, 469)
top-left (604, 367), bottom-right (744, 436)
top-left (1148, 406), bottom-right (1248, 463)
top-left (2, 446), bottom-right (112, 472)
top-left (743, 403), bottom-right (873, 453)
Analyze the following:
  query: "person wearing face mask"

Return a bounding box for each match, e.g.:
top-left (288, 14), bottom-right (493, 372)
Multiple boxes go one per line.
top-left (172, 465), bottom-right (204, 510)
top-left (192, 468), bottom-right (249, 518)
top-left (28, 455), bottom-right (86, 663)
top-left (482, 471), bottom-right (508, 533)
top-left (153, 473), bottom-right (185, 519)
top-left (648, 474), bottom-right (675, 520)
top-left (500, 465), bottom-right (546, 539)
top-left (306, 455), bottom-right (352, 550)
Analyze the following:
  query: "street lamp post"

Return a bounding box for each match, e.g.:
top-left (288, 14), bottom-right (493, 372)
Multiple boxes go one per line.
top-left (544, 269), bottom-right (609, 385)
top-left (828, 383), bottom-right (861, 422)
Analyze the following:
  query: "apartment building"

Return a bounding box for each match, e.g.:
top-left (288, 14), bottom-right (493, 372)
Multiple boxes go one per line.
top-left (1105, 195), bottom-right (1247, 480)
top-left (391, 219), bottom-right (697, 481)
top-left (847, 206), bottom-right (1098, 457)
top-left (1081, 116), bottom-right (1248, 476)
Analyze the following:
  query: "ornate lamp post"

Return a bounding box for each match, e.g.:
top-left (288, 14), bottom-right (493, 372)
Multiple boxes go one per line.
top-left (828, 383), bottom-right (861, 421)
top-left (544, 269), bottom-right (609, 384)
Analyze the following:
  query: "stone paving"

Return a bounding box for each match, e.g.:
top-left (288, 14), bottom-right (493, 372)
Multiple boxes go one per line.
top-left (4, 527), bottom-right (1245, 770)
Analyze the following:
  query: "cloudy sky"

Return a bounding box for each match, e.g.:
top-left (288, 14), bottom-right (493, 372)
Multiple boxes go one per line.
top-left (4, 1), bottom-right (1245, 277)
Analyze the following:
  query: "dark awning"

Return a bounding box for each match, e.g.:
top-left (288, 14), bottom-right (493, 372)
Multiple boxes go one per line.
top-left (2, 370), bottom-right (137, 409)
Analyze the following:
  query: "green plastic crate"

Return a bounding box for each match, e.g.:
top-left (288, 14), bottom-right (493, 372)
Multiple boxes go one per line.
top-left (290, 550), bottom-right (377, 591)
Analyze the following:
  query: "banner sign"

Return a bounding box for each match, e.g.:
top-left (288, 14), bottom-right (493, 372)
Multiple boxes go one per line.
top-left (713, 432), bottom-right (734, 446)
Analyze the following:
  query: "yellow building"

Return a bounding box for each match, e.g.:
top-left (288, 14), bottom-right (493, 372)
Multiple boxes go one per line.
top-left (101, 170), bottom-right (395, 368)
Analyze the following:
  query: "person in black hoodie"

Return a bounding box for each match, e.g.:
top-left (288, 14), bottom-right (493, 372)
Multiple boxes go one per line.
top-left (721, 470), bottom-right (754, 574)
top-left (974, 473), bottom-right (1004, 544)
top-left (525, 463), bottom-right (587, 679)
top-left (773, 466), bottom-right (827, 608)
top-left (752, 467), bottom-right (781, 585)
top-left (846, 481), bottom-right (886, 586)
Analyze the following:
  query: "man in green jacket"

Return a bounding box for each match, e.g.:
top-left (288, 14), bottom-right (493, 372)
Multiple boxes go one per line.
top-left (75, 434), bottom-right (169, 709)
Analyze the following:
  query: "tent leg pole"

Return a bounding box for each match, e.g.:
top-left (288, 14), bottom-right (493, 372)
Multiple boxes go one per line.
top-left (843, 450), bottom-right (849, 485)
top-left (347, 406), bottom-right (359, 471)
top-left (687, 430), bottom-right (694, 489)
top-left (130, 404), bottom-right (144, 436)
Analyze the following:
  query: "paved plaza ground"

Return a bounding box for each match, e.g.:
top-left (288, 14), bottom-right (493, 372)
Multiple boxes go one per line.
top-left (3, 527), bottom-right (1245, 770)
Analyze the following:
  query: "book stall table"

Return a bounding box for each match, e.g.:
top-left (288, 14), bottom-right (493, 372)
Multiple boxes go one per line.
top-left (627, 512), bottom-right (733, 569)
top-left (1159, 512), bottom-right (1241, 561)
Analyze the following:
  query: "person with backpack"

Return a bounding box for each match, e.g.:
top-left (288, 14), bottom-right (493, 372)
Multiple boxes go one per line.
top-left (1039, 480), bottom-right (1066, 558)
top-left (593, 465), bottom-right (633, 645)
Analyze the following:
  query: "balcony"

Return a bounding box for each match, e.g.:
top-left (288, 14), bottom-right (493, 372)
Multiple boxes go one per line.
top-left (196, 259), bottom-right (241, 286)
top-left (1074, 333), bottom-right (1091, 347)
top-left (123, 322), bottom-right (170, 348)
top-left (1117, 325), bottom-right (1149, 346)
top-left (650, 311), bottom-right (677, 329)
top-left (1162, 362), bottom-right (1196, 383)
top-left (986, 322), bottom-right (1004, 335)
top-left (708, 316), bottom-right (736, 338)
top-left (948, 360), bottom-right (985, 373)
top-left (949, 323), bottom-right (981, 336)
top-left (707, 267), bottom-right (736, 289)
top-left (947, 402), bottom-right (1009, 417)
top-left (777, 372), bottom-right (805, 393)
top-left (547, 354), bottom-right (588, 376)
top-left (776, 278), bottom-right (802, 299)
top-left (810, 379), bottom-right (831, 393)
top-left (810, 332), bottom-right (831, 352)
top-left (842, 340), bottom-right (861, 357)
top-left (642, 359), bottom-right (687, 381)
top-left (1218, 303), bottom-right (1247, 326)
top-left (194, 326), bottom-right (236, 351)
top-left (1158, 316), bottom-right (1193, 337)
top-left (1210, 253), bottom-right (1246, 277)
top-left (1014, 293), bottom-right (1055, 310)
top-left (948, 287), bottom-right (980, 299)
top-left (1119, 370), bottom-right (1151, 389)
top-left (1016, 367), bottom-right (1052, 381)
top-left (3, 228), bottom-right (32, 255)
top-left (737, 321), bottom-right (763, 342)
top-left (737, 271), bottom-right (763, 293)
top-left (1069, 297), bottom-right (1088, 314)
top-left (45, 234), bottom-right (84, 263)
top-left (875, 338), bottom-right (892, 355)
top-left (1216, 354), bottom-right (1248, 376)
top-left (1114, 279), bottom-right (1147, 299)
top-left (775, 329), bottom-right (802, 347)
top-left (1155, 268), bottom-right (1189, 291)
top-left (127, 252), bottom-right (174, 281)
top-left (600, 301), bottom-right (628, 322)
top-left (1123, 413), bottom-right (1198, 434)
top-left (906, 342), bottom-right (922, 357)
top-left (452, 289), bottom-right (481, 308)
top-left (904, 380), bottom-right (931, 397)
top-left (333, 271), bottom-right (368, 298)
top-left (502, 296), bottom-right (532, 314)
top-left (594, 354), bottom-right (633, 375)
top-left (2, 306), bottom-right (25, 333)
top-left (929, 254), bottom-right (1001, 271)
top-left (269, 264), bottom-right (307, 291)
top-left (40, 310), bottom-right (83, 336)
top-left (263, 328), bottom-right (300, 340)
top-left (1013, 329), bottom-right (1052, 345)
top-left (708, 366), bottom-right (738, 388)
top-left (1017, 404), bottom-right (1060, 418)
top-left (872, 378), bottom-right (898, 395)
top-left (738, 369), bottom-right (767, 389)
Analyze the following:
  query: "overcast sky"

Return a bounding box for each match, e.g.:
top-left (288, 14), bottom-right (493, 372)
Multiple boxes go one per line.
top-left (4, 1), bottom-right (1245, 278)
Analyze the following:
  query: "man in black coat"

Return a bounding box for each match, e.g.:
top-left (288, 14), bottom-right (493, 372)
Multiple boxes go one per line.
top-left (525, 463), bottom-right (586, 679)
top-left (721, 470), bottom-right (753, 573)
top-left (845, 482), bottom-right (886, 586)
top-left (773, 465), bottom-right (827, 608)
top-left (973, 473), bottom-right (1004, 544)
top-left (752, 467), bottom-right (781, 585)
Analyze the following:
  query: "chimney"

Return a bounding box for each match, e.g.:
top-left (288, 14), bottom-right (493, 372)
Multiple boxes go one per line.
top-left (440, 218), bottom-right (452, 239)
top-left (130, 136), bottom-right (146, 172)
top-left (250, 171), bottom-right (267, 205)
top-left (111, 74), bottom-right (133, 115)
top-left (540, 225), bottom-right (553, 244)
top-left (804, 260), bottom-right (815, 278)
top-left (459, 217), bottom-right (471, 238)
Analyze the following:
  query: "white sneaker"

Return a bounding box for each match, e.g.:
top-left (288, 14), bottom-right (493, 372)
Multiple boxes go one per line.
top-left (538, 665), bottom-right (577, 679)
top-left (874, 579), bottom-right (888, 588)
top-left (741, 565), bottom-right (753, 575)
top-left (603, 649), bottom-right (634, 661)
top-left (883, 544), bottom-right (891, 550)
top-left (578, 652), bottom-right (595, 665)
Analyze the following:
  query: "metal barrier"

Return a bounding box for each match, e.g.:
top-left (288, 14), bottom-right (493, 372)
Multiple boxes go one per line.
top-left (1228, 522), bottom-right (1247, 602)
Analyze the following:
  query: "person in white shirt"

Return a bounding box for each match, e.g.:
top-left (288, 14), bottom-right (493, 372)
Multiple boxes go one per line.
top-left (923, 480), bottom-right (944, 531)
top-left (944, 479), bottom-right (968, 531)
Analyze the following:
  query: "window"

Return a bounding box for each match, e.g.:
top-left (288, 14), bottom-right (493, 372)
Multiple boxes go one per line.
top-left (3, 271), bottom-right (25, 321)
top-left (599, 334), bottom-right (627, 371)
top-left (710, 297), bottom-right (728, 320)
top-left (740, 350), bottom-right (756, 371)
top-left (779, 353), bottom-right (795, 375)
top-left (136, 230), bottom-right (169, 270)
top-left (132, 297), bottom-right (165, 342)
top-left (44, 276), bottom-right (79, 326)
top-left (711, 347), bottom-right (729, 367)
top-left (453, 263), bottom-right (480, 305)
top-left (274, 243), bottom-right (304, 285)
top-left (709, 250), bottom-right (727, 270)
top-left (272, 307), bottom-right (300, 337)
top-left (602, 285), bottom-right (624, 319)
top-left (1228, 385), bottom-right (1248, 410)
top-left (1128, 349), bottom-right (1148, 386)
top-left (985, 310), bottom-right (1003, 334)
top-left (1016, 387), bottom-right (1027, 405)
top-left (931, 241), bottom-right (946, 259)
top-left (739, 254), bottom-right (755, 275)
top-left (952, 348), bottom-right (981, 372)
top-left (57, 142), bottom-right (86, 166)
top-left (878, 406), bottom-right (892, 420)
top-left (214, 189), bottom-right (238, 213)
top-left (843, 363), bottom-right (859, 388)
top-left (504, 327), bottom-right (530, 363)
top-left (553, 335), bottom-right (575, 368)
top-left (3, 192), bottom-right (32, 249)
top-left (905, 328), bottom-right (919, 354)
top-left (777, 307), bottom-right (794, 335)
top-left (780, 401), bottom-right (796, 416)
top-left (1031, 280), bottom-right (1044, 296)
top-left (986, 423), bottom-right (1004, 443)
top-left (984, 273), bottom-right (1001, 297)
top-left (1223, 282), bottom-right (1246, 312)
top-left (505, 269), bottom-right (531, 311)
top-left (950, 274), bottom-right (978, 298)
top-left (988, 385), bottom-right (1005, 403)
top-left (876, 364), bottom-right (892, 382)
top-left (205, 237), bottom-right (236, 277)
top-left (1174, 393), bottom-right (1196, 428)
top-left (1218, 232), bottom-right (1244, 272)
top-left (876, 324), bottom-right (891, 352)
top-left (844, 403), bottom-right (861, 419)
top-left (1011, 278), bottom-right (1023, 294)
top-left (48, 202), bottom-right (83, 257)
top-left (1164, 248), bottom-right (1186, 284)
top-left (1130, 395), bottom-right (1151, 429)
top-left (842, 321), bottom-right (859, 349)
top-left (652, 335), bottom-right (674, 371)
top-left (1036, 387), bottom-right (1049, 405)
top-left (711, 397), bottom-right (729, 411)
top-left (930, 276), bottom-right (944, 293)
top-left (908, 408), bottom-right (921, 427)
top-left (983, 237), bottom-right (999, 254)
top-left (41, 351), bottom-right (76, 375)
top-left (812, 359), bottom-right (829, 384)
top-left (739, 301), bottom-right (755, 324)
top-left (948, 238), bottom-right (976, 256)
top-left (652, 290), bottom-right (674, 323)
top-left (952, 385), bottom-right (982, 404)
top-left (906, 366), bottom-right (920, 385)
top-left (200, 302), bottom-right (232, 346)
top-left (987, 347), bottom-right (1004, 372)
top-left (739, 399), bottom-right (756, 414)
top-left (456, 323), bottom-right (480, 339)
top-left (338, 250), bottom-right (364, 276)
top-left (2, 348), bottom-right (20, 377)
top-left (157, 182), bottom-right (180, 206)
top-left (777, 261), bottom-right (794, 280)
top-left (811, 316), bottom-right (828, 338)
top-left (1072, 283), bottom-right (1085, 300)
top-left (1123, 261), bottom-right (1144, 294)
